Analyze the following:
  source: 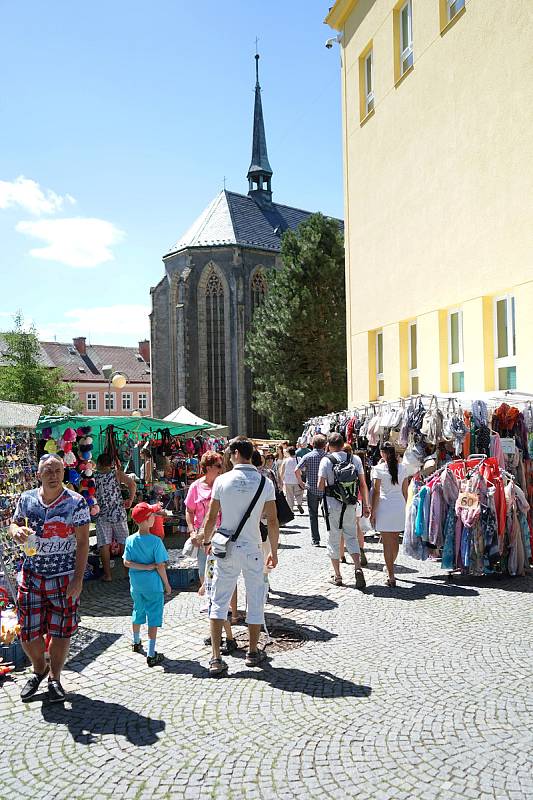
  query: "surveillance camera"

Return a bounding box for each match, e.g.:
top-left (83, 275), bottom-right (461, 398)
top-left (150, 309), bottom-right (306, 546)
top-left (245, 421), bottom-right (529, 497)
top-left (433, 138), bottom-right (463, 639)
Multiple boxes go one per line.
top-left (325, 38), bottom-right (336, 49)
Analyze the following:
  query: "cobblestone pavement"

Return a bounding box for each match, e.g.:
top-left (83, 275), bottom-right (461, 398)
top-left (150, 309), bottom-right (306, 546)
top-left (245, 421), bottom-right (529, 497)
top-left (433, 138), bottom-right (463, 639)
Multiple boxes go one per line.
top-left (2, 509), bottom-right (533, 800)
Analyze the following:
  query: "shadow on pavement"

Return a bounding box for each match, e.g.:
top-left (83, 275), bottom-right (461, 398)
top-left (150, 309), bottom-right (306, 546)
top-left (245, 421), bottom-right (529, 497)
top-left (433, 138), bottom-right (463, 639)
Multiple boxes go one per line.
top-left (267, 589), bottom-right (338, 612)
top-left (278, 543), bottom-right (301, 550)
top-left (365, 579), bottom-right (479, 600)
top-left (40, 694), bottom-right (165, 746)
top-left (424, 572), bottom-right (533, 593)
top-left (228, 664), bottom-right (372, 699)
top-left (67, 628), bottom-right (122, 672)
top-left (363, 562), bottom-right (417, 574)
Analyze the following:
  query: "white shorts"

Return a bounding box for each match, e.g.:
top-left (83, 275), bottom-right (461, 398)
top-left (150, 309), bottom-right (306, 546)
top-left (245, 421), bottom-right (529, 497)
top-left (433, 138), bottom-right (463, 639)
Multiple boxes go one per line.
top-left (209, 541), bottom-right (265, 626)
top-left (325, 499), bottom-right (361, 560)
top-left (95, 517), bottom-right (129, 547)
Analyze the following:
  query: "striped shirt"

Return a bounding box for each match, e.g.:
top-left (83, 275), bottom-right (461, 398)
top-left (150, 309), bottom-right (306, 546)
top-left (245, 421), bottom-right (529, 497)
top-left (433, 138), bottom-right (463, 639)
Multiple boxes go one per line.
top-left (297, 449), bottom-right (326, 497)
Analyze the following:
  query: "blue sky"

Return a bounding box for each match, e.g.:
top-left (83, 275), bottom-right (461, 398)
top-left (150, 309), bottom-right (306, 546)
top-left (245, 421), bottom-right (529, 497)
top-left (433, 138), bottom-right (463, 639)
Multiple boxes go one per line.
top-left (0, 1), bottom-right (343, 346)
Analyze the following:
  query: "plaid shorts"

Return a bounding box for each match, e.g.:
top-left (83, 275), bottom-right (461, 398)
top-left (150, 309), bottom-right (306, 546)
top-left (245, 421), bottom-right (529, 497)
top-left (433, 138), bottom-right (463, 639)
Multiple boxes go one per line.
top-left (17, 569), bottom-right (80, 642)
top-left (95, 516), bottom-right (129, 547)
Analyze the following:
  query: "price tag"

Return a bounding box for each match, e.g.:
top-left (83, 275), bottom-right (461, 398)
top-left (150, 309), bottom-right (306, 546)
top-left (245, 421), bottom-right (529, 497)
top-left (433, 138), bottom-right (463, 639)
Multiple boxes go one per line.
top-left (500, 437), bottom-right (516, 455)
top-left (457, 492), bottom-right (479, 511)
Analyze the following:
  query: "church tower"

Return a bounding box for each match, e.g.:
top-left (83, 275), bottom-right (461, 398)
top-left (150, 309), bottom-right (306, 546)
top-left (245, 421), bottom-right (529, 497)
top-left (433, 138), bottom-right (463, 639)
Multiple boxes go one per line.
top-left (247, 54), bottom-right (273, 207)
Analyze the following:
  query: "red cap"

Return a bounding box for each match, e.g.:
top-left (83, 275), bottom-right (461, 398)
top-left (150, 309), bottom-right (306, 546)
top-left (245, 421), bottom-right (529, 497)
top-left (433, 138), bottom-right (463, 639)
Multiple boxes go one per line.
top-left (132, 502), bottom-right (161, 524)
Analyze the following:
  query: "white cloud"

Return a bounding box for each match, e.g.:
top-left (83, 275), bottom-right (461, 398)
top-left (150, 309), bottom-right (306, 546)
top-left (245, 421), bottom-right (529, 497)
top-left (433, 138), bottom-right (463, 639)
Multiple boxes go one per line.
top-left (38, 305), bottom-right (150, 347)
top-left (0, 176), bottom-right (75, 215)
top-left (16, 217), bottom-right (125, 268)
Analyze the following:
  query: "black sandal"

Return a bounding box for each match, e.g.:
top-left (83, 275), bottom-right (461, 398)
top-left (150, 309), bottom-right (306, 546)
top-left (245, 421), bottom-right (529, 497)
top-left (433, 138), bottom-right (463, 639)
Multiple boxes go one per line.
top-left (209, 658), bottom-right (228, 677)
top-left (221, 638), bottom-right (239, 656)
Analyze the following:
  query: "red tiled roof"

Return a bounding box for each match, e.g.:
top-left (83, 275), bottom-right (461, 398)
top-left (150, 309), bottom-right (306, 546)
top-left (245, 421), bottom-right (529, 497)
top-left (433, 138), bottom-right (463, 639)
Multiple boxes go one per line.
top-left (38, 341), bottom-right (151, 384)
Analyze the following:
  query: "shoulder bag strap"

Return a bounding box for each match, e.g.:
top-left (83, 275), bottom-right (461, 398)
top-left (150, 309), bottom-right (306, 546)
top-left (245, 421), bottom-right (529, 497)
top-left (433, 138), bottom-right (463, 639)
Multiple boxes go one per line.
top-left (231, 475), bottom-right (266, 542)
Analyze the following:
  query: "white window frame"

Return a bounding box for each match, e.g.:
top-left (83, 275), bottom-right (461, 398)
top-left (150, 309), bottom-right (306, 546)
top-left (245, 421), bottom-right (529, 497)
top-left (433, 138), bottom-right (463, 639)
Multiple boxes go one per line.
top-left (122, 392), bottom-right (133, 411)
top-left (400, 0), bottom-right (413, 76)
top-left (408, 321), bottom-right (419, 394)
top-left (104, 392), bottom-right (116, 411)
top-left (364, 49), bottom-right (374, 115)
top-left (448, 309), bottom-right (464, 393)
top-left (447, 0), bottom-right (465, 23)
top-left (494, 295), bottom-right (517, 389)
top-left (86, 392), bottom-right (98, 412)
top-left (138, 392), bottom-right (148, 411)
top-left (376, 331), bottom-right (384, 398)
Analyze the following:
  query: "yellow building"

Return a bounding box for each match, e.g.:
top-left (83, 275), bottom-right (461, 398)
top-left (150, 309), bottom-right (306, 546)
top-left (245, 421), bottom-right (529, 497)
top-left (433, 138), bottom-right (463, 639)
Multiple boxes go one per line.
top-left (326, 0), bottom-right (533, 406)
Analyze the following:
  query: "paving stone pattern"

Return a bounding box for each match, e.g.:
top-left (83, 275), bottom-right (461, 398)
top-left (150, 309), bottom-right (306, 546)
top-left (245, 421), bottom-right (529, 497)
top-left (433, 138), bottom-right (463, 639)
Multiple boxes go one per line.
top-left (1, 509), bottom-right (532, 800)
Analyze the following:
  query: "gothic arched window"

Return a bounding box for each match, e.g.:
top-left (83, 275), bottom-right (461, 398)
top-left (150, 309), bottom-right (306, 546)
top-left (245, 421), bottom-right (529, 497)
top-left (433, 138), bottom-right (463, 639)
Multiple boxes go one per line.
top-left (251, 271), bottom-right (267, 314)
top-left (205, 269), bottom-right (227, 425)
top-left (250, 270), bottom-right (267, 436)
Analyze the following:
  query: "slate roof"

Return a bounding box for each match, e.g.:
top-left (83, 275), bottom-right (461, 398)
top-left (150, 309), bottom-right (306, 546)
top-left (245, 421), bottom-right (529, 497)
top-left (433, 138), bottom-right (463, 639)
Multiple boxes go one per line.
top-left (39, 342), bottom-right (151, 384)
top-left (166, 190), bottom-right (338, 256)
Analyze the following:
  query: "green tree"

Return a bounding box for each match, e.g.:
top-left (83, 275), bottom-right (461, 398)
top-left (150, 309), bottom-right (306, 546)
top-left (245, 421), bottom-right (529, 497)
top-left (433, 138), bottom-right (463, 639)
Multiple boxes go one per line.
top-left (0, 313), bottom-right (80, 412)
top-left (246, 213), bottom-right (347, 440)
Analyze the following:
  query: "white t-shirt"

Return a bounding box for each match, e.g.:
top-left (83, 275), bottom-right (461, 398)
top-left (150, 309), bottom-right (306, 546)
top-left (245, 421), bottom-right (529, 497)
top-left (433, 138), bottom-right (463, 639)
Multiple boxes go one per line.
top-left (283, 456), bottom-right (299, 485)
top-left (212, 464), bottom-right (276, 547)
top-left (318, 452), bottom-right (364, 511)
top-left (371, 461), bottom-right (408, 500)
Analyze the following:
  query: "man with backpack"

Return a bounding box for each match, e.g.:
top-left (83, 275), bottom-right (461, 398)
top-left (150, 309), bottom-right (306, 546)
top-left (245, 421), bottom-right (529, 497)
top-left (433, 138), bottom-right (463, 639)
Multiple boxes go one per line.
top-left (317, 432), bottom-right (370, 590)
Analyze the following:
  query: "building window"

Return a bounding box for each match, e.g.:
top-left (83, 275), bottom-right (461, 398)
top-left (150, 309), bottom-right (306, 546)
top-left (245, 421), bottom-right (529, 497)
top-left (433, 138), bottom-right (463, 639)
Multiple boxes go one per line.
top-left (122, 392), bottom-right (132, 411)
top-left (448, 310), bottom-right (464, 392)
top-left (86, 393), bottom-right (98, 412)
top-left (408, 321), bottom-right (419, 395)
top-left (138, 392), bottom-right (148, 411)
top-left (494, 295), bottom-right (517, 390)
top-left (365, 51), bottom-right (374, 115)
top-left (447, 0), bottom-right (464, 21)
top-left (399, 0), bottom-right (413, 75)
top-left (359, 43), bottom-right (374, 121)
top-left (250, 271), bottom-right (267, 437)
top-left (104, 392), bottom-right (115, 411)
top-left (205, 269), bottom-right (227, 425)
top-left (376, 330), bottom-right (384, 398)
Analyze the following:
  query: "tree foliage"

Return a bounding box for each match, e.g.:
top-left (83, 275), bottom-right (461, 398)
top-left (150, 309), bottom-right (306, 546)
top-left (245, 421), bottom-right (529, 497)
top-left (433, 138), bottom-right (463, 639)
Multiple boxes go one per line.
top-left (0, 313), bottom-right (80, 412)
top-left (246, 213), bottom-right (347, 440)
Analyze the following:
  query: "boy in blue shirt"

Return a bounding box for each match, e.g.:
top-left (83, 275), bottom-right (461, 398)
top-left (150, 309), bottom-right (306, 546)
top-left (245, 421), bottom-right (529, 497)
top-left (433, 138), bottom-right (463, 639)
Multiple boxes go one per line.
top-left (123, 502), bottom-right (171, 667)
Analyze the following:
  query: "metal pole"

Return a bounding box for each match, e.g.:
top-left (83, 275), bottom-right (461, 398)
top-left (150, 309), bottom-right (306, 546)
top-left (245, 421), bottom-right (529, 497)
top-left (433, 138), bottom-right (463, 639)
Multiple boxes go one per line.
top-left (107, 377), bottom-right (111, 416)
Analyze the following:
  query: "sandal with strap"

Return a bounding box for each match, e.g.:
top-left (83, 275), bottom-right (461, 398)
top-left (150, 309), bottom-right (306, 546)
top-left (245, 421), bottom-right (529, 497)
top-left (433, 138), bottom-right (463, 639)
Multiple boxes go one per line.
top-left (330, 575), bottom-right (343, 586)
top-left (209, 658), bottom-right (228, 677)
top-left (385, 578), bottom-right (397, 588)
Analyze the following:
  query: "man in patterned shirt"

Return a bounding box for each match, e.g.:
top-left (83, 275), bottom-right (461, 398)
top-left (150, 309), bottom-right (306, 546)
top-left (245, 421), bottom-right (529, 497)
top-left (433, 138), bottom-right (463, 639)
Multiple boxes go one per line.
top-left (294, 434), bottom-right (327, 547)
top-left (10, 453), bottom-right (90, 703)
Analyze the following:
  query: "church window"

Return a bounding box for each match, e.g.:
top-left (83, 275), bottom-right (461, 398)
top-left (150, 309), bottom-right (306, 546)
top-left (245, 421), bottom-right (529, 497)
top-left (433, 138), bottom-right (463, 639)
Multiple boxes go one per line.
top-left (205, 269), bottom-right (227, 424)
top-left (250, 271), bottom-right (267, 436)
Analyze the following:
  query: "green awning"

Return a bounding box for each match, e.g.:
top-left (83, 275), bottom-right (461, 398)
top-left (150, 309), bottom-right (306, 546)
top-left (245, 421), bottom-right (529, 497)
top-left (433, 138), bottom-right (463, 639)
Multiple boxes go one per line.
top-left (36, 414), bottom-right (211, 458)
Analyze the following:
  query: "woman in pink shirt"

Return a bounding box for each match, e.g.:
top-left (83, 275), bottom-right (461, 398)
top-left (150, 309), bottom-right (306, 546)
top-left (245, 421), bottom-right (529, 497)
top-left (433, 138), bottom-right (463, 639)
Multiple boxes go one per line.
top-left (185, 451), bottom-right (223, 587)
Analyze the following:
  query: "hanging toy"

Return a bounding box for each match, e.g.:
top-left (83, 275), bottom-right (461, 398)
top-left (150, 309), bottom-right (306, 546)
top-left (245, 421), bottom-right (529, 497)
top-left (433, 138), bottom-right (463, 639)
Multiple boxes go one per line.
top-left (41, 427), bottom-right (52, 441)
top-left (63, 427), bottom-right (77, 443)
top-left (63, 441), bottom-right (73, 453)
top-left (63, 452), bottom-right (77, 466)
top-left (44, 439), bottom-right (58, 454)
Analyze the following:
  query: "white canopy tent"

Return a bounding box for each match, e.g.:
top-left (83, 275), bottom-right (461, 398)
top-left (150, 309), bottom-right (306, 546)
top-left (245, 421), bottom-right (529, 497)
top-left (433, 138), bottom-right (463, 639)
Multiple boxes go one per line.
top-left (163, 406), bottom-right (229, 437)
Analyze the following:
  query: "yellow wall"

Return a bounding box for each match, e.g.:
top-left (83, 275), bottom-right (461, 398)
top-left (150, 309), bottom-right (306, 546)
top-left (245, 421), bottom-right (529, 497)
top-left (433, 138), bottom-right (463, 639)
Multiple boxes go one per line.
top-left (329, 0), bottom-right (533, 404)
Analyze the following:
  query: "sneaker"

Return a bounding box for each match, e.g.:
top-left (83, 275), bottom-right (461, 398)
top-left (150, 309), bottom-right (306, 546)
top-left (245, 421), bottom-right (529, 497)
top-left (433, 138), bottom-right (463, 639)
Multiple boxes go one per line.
top-left (147, 652), bottom-right (165, 667)
top-left (47, 679), bottom-right (66, 703)
top-left (20, 667), bottom-right (49, 702)
top-left (245, 650), bottom-right (266, 668)
top-left (221, 638), bottom-right (239, 656)
top-left (360, 550), bottom-right (368, 567)
top-left (355, 568), bottom-right (366, 591)
top-left (131, 641), bottom-right (143, 654)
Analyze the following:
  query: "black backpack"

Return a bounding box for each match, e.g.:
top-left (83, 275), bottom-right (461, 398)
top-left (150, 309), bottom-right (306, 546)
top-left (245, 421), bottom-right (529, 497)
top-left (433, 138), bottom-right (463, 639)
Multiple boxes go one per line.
top-left (326, 454), bottom-right (360, 507)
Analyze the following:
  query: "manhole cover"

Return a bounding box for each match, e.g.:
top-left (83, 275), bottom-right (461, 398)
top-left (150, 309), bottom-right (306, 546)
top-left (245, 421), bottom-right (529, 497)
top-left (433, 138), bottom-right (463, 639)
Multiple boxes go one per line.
top-left (234, 624), bottom-right (307, 654)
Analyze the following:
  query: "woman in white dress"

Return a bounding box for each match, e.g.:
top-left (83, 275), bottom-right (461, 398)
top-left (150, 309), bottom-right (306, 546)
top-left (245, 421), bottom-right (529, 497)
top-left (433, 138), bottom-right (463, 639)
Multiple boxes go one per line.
top-left (370, 442), bottom-right (409, 587)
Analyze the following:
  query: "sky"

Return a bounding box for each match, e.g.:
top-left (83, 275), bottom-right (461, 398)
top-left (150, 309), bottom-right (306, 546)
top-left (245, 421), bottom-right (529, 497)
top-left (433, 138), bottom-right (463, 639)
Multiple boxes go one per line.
top-left (0, 0), bottom-right (343, 346)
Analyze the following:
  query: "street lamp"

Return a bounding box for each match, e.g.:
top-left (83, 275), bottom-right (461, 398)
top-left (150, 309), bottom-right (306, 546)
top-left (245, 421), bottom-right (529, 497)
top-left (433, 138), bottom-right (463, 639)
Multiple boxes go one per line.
top-left (102, 364), bottom-right (127, 416)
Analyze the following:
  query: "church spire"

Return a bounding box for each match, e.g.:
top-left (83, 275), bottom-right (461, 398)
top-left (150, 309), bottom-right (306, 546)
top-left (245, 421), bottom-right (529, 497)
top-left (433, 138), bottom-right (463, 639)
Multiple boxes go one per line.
top-left (247, 52), bottom-right (273, 207)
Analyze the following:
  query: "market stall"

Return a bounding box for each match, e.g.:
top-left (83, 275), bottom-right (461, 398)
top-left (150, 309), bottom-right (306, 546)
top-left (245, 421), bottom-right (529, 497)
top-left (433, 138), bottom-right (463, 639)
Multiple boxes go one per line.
top-left (300, 391), bottom-right (533, 579)
top-left (0, 401), bottom-right (42, 670)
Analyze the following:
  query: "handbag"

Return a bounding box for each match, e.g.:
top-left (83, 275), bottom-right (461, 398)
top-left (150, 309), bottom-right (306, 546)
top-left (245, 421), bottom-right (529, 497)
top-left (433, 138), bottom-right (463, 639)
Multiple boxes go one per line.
top-left (275, 489), bottom-right (295, 526)
top-left (211, 476), bottom-right (266, 558)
